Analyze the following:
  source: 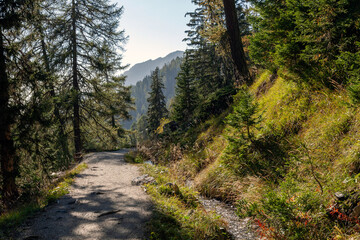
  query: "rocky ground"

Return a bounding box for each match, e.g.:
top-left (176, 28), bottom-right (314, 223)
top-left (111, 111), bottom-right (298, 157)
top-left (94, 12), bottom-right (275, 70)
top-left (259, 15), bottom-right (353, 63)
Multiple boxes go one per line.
top-left (199, 197), bottom-right (261, 240)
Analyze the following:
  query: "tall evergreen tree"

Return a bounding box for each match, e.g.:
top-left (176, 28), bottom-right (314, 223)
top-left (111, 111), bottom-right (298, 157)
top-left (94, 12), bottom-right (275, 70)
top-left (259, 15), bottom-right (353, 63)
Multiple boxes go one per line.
top-left (30, 0), bottom-right (72, 165)
top-left (52, 0), bottom-right (128, 158)
top-left (222, 0), bottom-right (251, 84)
top-left (179, 0), bottom-right (236, 123)
top-left (147, 67), bottom-right (168, 135)
top-left (172, 52), bottom-right (198, 126)
top-left (0, 0), bottom-right (34, 204)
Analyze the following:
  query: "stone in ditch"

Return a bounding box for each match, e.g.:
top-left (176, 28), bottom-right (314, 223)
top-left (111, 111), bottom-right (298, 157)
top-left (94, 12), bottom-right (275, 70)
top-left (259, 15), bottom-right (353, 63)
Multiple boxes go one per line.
top-left (335, 192), bottom-right (347, 201)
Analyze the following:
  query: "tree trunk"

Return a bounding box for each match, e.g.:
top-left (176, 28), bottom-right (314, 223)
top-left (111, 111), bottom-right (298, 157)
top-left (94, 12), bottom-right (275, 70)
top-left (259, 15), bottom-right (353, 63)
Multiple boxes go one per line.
top-left (71, 0), bottom-right (82, 160)
top-left (0, 27), bottom-right (18, 204)
top-left (222, 0), bottom-right (251, 85)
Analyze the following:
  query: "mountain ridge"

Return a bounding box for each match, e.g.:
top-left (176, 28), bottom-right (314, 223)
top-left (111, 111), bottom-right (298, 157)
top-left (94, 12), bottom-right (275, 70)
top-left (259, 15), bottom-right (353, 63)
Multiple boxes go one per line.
top-left (123, 50), bottom-right (184, 86)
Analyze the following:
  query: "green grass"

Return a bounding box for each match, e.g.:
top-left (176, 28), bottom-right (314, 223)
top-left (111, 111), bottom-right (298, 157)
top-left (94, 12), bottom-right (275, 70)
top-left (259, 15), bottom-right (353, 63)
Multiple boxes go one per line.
top-left (133, 69), bottom-right (360, 239)
top-left (155, 70), bottom-right (360, 239)
top-left (0, 163), bottom-right (88, 237)
top-left (142, 164), bottom-right (230, 240)
top-left (124, 151), bottom-right (145, 164)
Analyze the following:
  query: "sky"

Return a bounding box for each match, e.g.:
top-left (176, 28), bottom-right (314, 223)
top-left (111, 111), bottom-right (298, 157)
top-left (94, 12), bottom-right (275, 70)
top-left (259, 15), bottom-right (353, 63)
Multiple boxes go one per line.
top-left (114, 0), bottom-right (195, 67)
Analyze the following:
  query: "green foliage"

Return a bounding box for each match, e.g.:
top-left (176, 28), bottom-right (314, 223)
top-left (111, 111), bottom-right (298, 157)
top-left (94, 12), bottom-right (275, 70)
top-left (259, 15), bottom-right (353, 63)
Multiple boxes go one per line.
top-left (124, 151), bottom-right (145, 164)
top-left (249, 0), bottom-right (360, 86)
top-left (222, 88), bottom-right (288, 179)
top-left (123, 57), bottom-right (182, 130)
top-left (344, 44), bottom-right (360, 104)
top-left (0, 204), bottom-right (39, 236)
top-left (46, 163), bottom-right (87, 204)
top-left (143, 164), bottom-right (230, 240)
top-left (172, 52), bottom-right (198, 127)
top-left (168, 2), bottom-right (237, 139)
top-left (236, 199), bottom-right (259, 218)
top-left (147, 67), bottom-right (168, 136)
top-left (0, 0), bottom-right (132, 207)
top-left (253, 190), bottom-right (333, 240)
top-left (226, 88), bottom-right (261, 142)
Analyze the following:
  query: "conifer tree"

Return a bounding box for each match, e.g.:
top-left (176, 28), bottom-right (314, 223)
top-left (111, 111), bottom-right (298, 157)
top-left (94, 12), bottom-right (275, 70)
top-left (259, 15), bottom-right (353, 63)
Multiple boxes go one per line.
top-left (30, 0), bottom-right (71, 165)
top-left (52, 0), bottom-right (128, 157)
top-left (248, 0), bottom-right (360, 85)
top-left (147, 67), bottom-right (168, 135)
top-left (0, 0), bottom-right (32, 203)
top-left (172, 52), bottom-right (198, 126)
top-left (180, 1), bottom-right (236, 123)
top-left (222, 0), bottom-right (251, 84)
top-left (0, 0), bottom-right (45, 204)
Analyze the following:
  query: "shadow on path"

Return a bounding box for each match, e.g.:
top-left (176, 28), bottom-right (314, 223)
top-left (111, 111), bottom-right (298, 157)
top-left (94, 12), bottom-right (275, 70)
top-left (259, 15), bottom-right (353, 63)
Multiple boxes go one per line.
top-left (15, 150), bottom-right (152, 240)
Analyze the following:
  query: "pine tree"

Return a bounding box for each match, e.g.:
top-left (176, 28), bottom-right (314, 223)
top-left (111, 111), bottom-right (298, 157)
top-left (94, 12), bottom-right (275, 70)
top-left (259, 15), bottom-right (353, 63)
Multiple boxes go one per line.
top-left (147, 67), bottom-right (168, 135)
top-left (172, 52), bottom-right (198, 127)
top-left (182, 1), bottom-right (237, 122)
top-left (30, 0), bottom-right (72, 165)
top-left (52, 0), bottom-right (129, 157)
top-left (222, 0), bottom-right (251, 84)
top-left (0, 0), bottom-right (34, 203)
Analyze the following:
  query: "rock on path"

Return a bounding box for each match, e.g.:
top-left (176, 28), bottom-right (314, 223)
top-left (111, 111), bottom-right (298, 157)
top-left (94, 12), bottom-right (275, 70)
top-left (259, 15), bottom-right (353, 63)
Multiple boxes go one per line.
top-left (15, 150), bottom-right (152, 240)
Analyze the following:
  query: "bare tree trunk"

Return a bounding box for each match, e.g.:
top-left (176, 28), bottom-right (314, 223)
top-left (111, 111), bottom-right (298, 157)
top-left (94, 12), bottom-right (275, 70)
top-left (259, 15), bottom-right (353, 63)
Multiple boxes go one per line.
top-left (71, 0), bottom-right (82, 160)
top-left (223, 0), bottom-right (251, 85)
top-left (0, 27), bottom-right (18, 204)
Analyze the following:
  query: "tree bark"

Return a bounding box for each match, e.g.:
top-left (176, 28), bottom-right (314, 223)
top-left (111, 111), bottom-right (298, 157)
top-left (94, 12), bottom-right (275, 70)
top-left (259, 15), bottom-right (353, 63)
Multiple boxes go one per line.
top-left (71, 0), bottom-right (82, 160)
top-left (222, 0), bottom-right (251, 85)
top-left (0, 27), bottom-right (19, 204)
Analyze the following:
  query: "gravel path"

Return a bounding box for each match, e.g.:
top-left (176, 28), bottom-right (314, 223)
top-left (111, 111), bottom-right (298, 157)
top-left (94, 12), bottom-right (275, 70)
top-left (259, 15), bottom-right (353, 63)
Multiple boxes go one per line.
top-left (15, 150), bottom-right (152, 240)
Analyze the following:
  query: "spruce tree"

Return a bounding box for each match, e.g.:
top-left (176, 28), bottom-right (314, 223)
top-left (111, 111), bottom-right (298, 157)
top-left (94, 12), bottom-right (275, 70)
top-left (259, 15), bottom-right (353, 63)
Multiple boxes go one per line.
top-left (0, 0), bottom-right (34, 204)
top-left (222, 0), bottom-right (251, 84)
top-left (172, 52), bottom-right (198, 127)
top-left (52, 0), bottom-right (129, 157)
top-left (147, 67), bottom-right (168, 135)
top-left (182, 1), bottom-right (237, 122)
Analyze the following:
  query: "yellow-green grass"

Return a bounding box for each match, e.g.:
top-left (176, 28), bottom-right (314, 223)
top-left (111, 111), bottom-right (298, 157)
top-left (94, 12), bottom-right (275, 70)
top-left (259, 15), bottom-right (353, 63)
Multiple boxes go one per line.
top-left (142, 164), bottom-right (229, 240)
top-left (162, 69), bottom-right (360, 239)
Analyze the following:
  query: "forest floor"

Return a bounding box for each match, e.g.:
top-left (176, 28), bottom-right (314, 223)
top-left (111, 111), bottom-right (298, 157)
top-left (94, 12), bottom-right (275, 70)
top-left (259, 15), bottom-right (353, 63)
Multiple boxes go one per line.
top-left (13, 150), bottom-right (153, 240)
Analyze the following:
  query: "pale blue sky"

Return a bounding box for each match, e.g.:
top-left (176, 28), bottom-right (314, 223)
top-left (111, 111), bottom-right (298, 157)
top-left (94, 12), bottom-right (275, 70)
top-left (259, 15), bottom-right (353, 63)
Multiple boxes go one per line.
top-left (114, 0), bottom-right (194, 67)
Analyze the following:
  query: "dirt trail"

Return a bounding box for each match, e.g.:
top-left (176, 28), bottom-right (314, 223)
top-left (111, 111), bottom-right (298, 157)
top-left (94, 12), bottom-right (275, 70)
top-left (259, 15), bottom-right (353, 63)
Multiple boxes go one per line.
top-left (15, 150), bottom-right (152, 240)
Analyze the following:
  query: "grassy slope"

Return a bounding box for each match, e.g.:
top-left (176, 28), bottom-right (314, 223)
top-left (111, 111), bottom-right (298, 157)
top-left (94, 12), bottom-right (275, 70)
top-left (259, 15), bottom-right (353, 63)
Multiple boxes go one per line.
top-left (168, 70), bottom-right (360, 239)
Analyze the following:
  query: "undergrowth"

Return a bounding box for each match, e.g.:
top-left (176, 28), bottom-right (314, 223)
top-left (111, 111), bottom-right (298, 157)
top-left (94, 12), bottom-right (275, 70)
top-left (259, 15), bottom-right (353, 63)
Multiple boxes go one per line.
top-left (140, 69), bottom-right (360, 239)
top-left (142, 164), bottom-right (230, 240)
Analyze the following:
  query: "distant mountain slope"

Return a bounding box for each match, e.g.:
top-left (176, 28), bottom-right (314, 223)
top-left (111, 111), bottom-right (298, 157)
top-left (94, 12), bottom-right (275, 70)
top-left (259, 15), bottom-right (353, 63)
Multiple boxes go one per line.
top-left (123, 50), bottom-right (184, 86)
top-left (122, 57), bottom-right (182, 129)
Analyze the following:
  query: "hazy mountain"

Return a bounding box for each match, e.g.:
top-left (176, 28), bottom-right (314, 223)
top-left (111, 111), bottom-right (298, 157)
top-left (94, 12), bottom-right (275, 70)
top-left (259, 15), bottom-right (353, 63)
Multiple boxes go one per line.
top-left (123, 50), bottom-right (184, 86)
top-left (122, 57), bottom-right (183, 129)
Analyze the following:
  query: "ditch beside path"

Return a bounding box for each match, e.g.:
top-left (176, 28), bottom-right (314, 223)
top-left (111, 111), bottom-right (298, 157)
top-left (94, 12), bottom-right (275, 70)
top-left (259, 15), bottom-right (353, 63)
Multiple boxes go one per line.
top-left (15, 150), bottom-right (152, 240)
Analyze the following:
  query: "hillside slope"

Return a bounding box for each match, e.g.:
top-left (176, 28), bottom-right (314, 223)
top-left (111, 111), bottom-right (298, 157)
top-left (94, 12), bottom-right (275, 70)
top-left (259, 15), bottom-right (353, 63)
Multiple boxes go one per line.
top-left (144, 70), bottom-right (360, 239)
